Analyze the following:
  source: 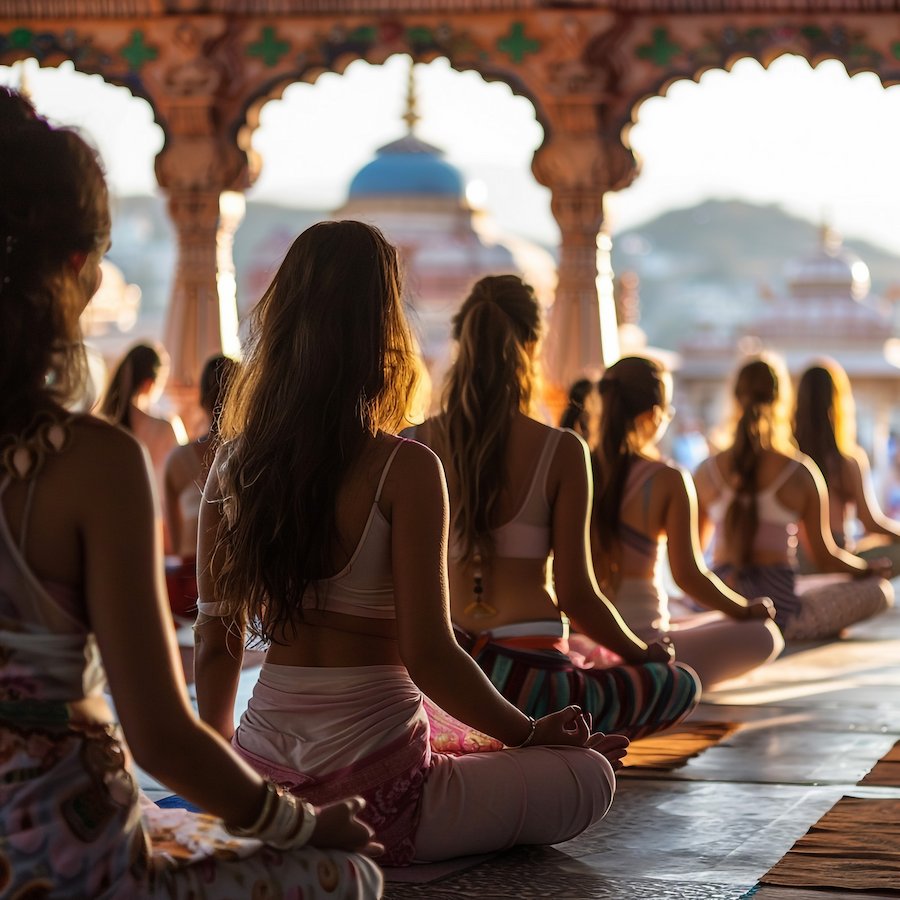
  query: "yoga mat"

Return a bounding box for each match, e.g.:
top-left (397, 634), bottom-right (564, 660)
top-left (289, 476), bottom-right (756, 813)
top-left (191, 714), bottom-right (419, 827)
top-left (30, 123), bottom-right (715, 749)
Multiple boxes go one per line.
top-left (383, 852), bottom-right (499, 883)
top-left (620, 721), bottom-right (740, 772)
top-left (858, 740), bottom-right (900, 786)
top-left (761, 796), bottom-right (900, 893)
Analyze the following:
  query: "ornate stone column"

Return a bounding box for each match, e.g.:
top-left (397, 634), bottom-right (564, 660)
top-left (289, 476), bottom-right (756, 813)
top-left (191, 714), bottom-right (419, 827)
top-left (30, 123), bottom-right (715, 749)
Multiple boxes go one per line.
top-left (533, 126), bottom-right (637, 394)
top-left (150, 19), bottom-right (250, 424)
top-left (161, 180), bottom-right (222, 386)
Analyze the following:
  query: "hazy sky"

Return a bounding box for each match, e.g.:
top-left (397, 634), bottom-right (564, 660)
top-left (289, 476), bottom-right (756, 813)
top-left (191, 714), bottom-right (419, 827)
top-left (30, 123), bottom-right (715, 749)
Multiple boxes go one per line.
top-left (3, 53), bottom-right (900, 252)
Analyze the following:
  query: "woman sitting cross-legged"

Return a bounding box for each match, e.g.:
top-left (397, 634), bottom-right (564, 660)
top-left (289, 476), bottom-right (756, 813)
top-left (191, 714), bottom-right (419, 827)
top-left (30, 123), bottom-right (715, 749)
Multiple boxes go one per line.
top-left (794, 359), bottom-right (900, 571)
top-left (413, 276), bottom-right (700, 739)
top-left (0, 88), bottom-right (382, 899)
top-left (694, 356), bottom-right (893, 642)
top-left (164, 354), bottom-right (238, 621)
top-left (584, 356), bottom-right (784, 688)
top-left (194, 222), bottom-right (627, 866)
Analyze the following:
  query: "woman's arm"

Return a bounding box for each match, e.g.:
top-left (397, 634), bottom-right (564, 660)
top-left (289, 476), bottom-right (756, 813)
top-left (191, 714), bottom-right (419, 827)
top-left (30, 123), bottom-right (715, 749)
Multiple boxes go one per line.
top-left (848, 449), bottom-right (900, 540)
top-left (797, 458), bottom-right (870, 575)
top-left (390, 440), bottom-right (592, 747)
top-left (194, 450), bottom-right (245, 739)
top-left (551, 431), bottom-right (657, 664)
top-left (163, 449), bottom-right (184, 556)
top-left (664, 467), bottom-right (769, 619)
top-left (80, 429), bottom-right (264, 827)
top-left (691, 458), bottom-right (718, 551)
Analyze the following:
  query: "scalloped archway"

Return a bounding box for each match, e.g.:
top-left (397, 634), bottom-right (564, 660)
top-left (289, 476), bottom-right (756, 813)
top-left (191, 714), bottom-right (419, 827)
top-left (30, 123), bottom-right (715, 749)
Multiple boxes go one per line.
top-left (4, 3), bottom-right (899, 399)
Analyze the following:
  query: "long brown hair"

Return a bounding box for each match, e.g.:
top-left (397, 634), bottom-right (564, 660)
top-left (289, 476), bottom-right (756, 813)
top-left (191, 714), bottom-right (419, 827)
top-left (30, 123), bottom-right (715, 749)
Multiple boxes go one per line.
top-left (593, 356), bottom-right (666, 587)
top-left (215, 221), bottom-right (418, 642)
top-left (724, 357), bottom-right (794, 568)
top-left (100, 343), bottom-right (164, 431)
top-left (0, 88), bottom-right (108, 431)
top-left (793, 361), bottom-right (855, 504)
top-left (442, 275), bottom-right (541, 564)
top-left (559, 378), bottom-right (594, 436)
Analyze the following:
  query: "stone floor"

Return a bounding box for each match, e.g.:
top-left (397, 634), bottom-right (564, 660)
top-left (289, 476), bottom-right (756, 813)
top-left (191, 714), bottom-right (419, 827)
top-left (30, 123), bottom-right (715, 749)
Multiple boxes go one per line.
top-left (383, 595), bottom-right (900, 899)
top-left (152, 594), bottom-right (900, 899)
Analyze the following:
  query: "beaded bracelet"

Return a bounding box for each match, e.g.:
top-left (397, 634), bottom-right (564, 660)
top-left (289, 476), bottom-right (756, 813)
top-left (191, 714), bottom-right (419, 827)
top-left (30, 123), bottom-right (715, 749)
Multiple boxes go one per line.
top-left (509, 716), bottom-right (537, 749)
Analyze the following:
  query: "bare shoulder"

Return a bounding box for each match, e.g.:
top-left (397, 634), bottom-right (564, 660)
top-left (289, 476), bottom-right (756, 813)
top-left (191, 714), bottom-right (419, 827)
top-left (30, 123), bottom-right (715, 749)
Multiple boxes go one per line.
top-left (57, 416), bottom-right (153, 521)
top-left (380, 436), bottom-right (446, 511)
top-left (393, 435), bottom-right (445, 480)
top-left (69, 414), bottom-right (147, 472)
top-left (655, 459), bottom-right (692, 493)
top-left (693, 453), bottom-right (718, 480)
top-left (788, 451), bottom-right (820, 487)
top-left (554, 425), bottom-right (590, 462)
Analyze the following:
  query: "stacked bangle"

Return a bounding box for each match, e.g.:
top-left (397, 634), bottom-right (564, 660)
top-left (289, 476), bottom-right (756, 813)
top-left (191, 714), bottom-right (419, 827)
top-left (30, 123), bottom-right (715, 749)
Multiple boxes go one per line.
top-left (226, 781), bottom-right (318, 849)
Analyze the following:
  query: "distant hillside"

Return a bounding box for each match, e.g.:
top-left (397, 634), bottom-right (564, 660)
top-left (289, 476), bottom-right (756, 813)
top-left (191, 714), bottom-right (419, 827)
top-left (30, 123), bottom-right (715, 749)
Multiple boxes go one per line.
top-left (611, 199), bottom-right (900, 349)
top-left (107, 195), bottom-right (900, 352)
top-left (107, 195), bottom-right (328, 314)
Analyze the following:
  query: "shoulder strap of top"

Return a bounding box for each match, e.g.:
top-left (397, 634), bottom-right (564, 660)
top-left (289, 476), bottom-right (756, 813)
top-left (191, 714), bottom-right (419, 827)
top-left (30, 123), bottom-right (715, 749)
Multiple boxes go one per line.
top-left (537, 429), bottom-right (564, 503)
top-left (703, 456), bottom-right (728, 490)
top-left (622, 458), bottom-right (663, 507)
top-left (374, 440), bottom-right (405, 503)
top-left (764, 458), bottom-right (800, 494)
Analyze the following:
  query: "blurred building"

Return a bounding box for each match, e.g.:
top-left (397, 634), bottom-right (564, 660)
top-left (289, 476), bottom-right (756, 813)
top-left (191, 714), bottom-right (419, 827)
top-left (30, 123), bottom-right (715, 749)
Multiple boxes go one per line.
top-left (333, 67), bottom-right (556, 393)
top-left (678, 227), bottom-right (900, 486)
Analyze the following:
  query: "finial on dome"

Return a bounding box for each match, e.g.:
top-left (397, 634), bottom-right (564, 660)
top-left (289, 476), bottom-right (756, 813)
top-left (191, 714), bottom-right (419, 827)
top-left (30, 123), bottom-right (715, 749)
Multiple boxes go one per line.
top-left (402, 59), bottom-right (420, 134)
top-left (819, 215), bottom-right (841, 255)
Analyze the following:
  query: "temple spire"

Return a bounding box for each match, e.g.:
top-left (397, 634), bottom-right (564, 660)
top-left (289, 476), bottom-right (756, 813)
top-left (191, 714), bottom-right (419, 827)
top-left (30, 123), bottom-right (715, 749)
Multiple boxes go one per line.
top-left (402, 59), bottom-right (420, 134)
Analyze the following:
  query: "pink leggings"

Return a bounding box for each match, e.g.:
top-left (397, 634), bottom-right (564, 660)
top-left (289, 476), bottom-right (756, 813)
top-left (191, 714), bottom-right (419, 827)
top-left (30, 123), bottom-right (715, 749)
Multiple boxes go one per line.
top-left (663, 611), bottom-right (784, 687)
top-left (413, 745), bottom-right (615, 862)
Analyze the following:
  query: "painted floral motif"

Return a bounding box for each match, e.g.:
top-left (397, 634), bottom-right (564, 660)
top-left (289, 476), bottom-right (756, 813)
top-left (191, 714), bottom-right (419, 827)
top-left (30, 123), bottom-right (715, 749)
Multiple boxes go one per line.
top-left (635, 22), bottom-right (892, 73)
top-left (0, 28), bottom-right (149, 95)
top-left (287, 21), bottom-right (488, 74)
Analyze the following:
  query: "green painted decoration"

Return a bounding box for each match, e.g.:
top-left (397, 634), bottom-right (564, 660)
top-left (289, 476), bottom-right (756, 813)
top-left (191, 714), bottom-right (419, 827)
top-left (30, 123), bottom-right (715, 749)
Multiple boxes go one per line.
top-left (120, 29), bottom-right (158, 71)
top-left (497, 22), bottom-right (539, 64)
top-left (636, 27), bottom-right (683, 66)
top-left (247, 26), bottom-right (290, 67)
top-left (638, 23), bottom-right (884, 71)
top-left (9, 28), bottom-right (33, 50)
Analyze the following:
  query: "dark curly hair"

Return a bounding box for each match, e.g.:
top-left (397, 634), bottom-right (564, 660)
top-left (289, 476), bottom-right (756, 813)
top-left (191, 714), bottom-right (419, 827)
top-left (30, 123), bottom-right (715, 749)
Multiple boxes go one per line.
top-left (0, 87), bottom-right (109, 429)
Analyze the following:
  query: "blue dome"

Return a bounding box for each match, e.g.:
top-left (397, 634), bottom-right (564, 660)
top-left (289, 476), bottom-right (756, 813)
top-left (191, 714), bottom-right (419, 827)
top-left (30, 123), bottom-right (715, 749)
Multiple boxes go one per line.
top-left (348, 134), bottom-right (464, 199)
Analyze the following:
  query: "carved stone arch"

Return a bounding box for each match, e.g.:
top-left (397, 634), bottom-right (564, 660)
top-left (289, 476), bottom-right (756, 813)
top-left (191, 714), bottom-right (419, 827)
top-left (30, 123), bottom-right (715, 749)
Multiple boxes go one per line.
top-left (221, 28), bottom-right (555, 186)
top-left (604, 15), bottom-right (900, 162)
top-left (0, 25), bottom-right (168, 133)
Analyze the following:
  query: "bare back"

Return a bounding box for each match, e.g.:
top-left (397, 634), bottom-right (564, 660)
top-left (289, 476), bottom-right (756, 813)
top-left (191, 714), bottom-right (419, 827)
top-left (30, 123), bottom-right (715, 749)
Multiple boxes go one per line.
top-left (418, 413), bottom-right (568, 632)
top-left (696, 448), bottom-right (808, 567)
top-left (613, 457), bottom-right (676, 581)
top-left (200, 433), bottom-right (406, 668)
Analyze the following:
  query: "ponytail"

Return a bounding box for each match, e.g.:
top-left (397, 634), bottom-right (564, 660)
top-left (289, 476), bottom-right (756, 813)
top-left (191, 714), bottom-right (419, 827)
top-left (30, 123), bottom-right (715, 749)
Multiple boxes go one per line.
top-left (724, 404), bottom-right (762, 569)
top-left (443, 275), bottom-right (541, 564)
top-left (723, 357), bottom-right (791, 569)
top-left (592, 356), bottom-right (665, 588)
top-left (101, 343), bottom-right (162, 431)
